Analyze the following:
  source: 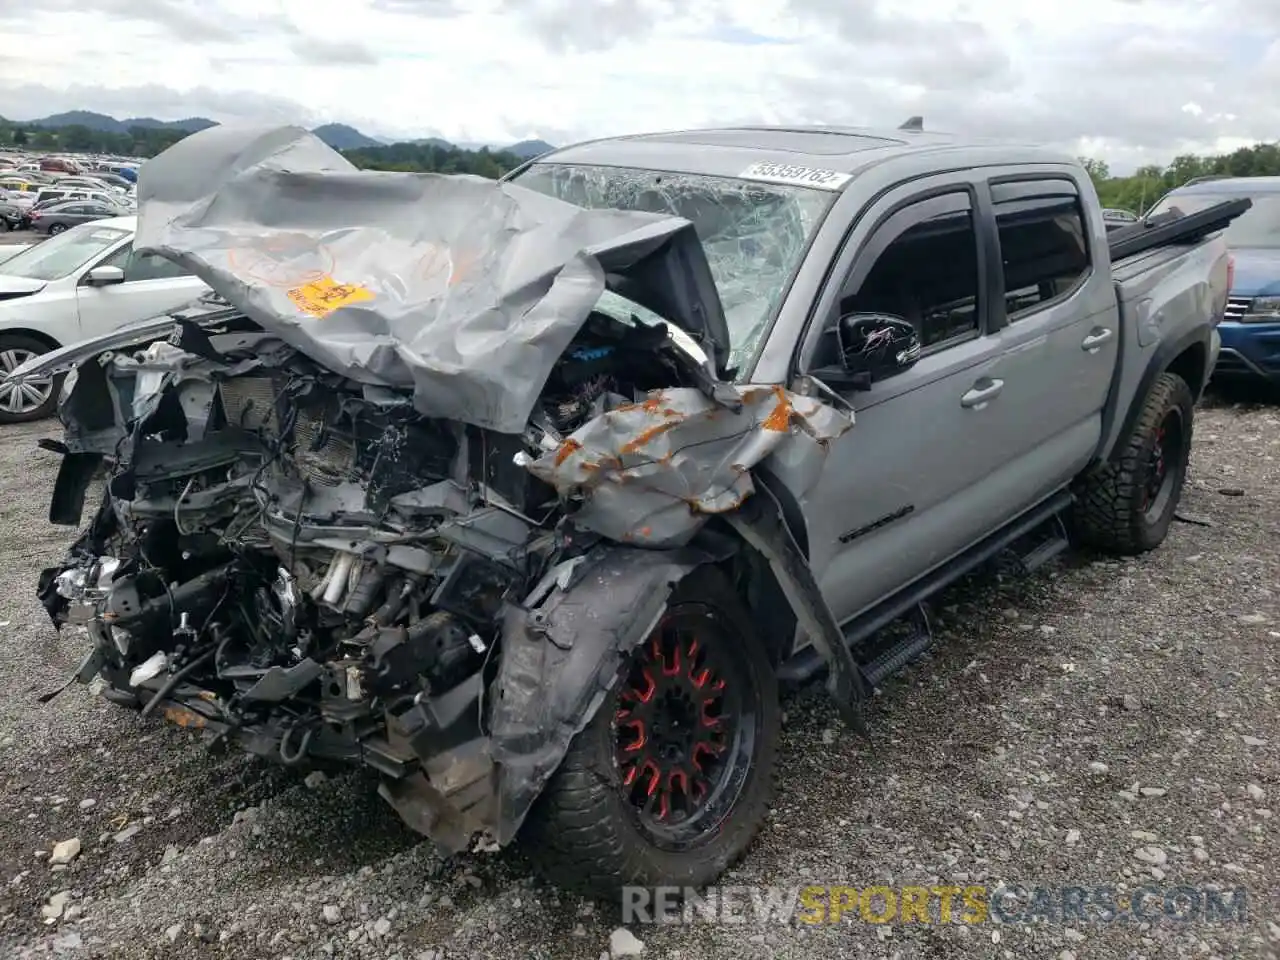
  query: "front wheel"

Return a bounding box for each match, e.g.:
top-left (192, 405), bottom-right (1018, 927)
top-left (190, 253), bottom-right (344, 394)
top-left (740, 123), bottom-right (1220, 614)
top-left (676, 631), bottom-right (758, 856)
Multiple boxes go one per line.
top-left (520, 567), bottom-right (780, 899)
top-left (1073, 371), bottom-right (1194, 555)
top-left (0, 334), bottom-right (60, 424)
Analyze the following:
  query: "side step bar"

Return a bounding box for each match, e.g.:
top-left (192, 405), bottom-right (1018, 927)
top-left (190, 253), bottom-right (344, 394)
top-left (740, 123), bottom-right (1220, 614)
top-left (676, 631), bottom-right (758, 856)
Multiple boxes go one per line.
top-left (778, 489), bottom-right (1075, 687)
top-left (860, 604), bottom-right (932, 690)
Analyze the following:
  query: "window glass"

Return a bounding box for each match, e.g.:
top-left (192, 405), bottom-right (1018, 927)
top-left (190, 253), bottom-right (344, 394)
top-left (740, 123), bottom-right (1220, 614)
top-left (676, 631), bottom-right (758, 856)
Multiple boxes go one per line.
top-left (839, 202), bottom-right (981, 349)
top-left (97, 243), bottom-right (132, 272)
top-left (0, 224), bottom-right (130, 280)
top-left (995, 195), bottom-right (1090, 317)
top-left (124, 251), bottom-right (192, 282)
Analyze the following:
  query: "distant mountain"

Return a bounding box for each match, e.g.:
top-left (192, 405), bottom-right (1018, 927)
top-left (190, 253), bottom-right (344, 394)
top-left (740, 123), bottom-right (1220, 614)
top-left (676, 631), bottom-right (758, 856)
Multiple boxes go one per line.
top-left (24, 111), bottom-right (217, 134)
top-left (410, 137), bottom-right (459, 149)
top-left (14, 111), bottom-right (556, 156)
top-left (311, 123), bottom-right (381, 150)
top-left (26, 110), bottom-right (130, 132)
top-left (506, 139), bottom-right (556, 160)
top-left (124, 117), bottom-right (218, 133)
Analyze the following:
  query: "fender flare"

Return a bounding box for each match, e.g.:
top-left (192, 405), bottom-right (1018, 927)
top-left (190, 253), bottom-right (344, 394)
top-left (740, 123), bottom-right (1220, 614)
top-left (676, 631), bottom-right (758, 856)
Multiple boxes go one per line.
top-left (1101, 324), bottom-right (1211, 464)
top-left (488, 542), bottom-right (728, 844)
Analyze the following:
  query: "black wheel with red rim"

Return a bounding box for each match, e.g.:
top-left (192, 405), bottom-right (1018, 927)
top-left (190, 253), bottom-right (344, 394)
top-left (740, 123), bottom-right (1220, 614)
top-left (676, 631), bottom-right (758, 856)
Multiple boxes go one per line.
top-left (1139, 407), bottom-right (1186, 524)
top-left (520, 567), bottom-right (779, 898)
top-left (612, 605), bottom-right (757, 851)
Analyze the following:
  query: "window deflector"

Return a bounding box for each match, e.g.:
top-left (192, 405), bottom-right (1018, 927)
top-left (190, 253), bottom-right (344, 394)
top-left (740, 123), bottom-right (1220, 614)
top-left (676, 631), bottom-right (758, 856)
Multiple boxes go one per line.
top-left (799, 191), bottom-right (976, 378)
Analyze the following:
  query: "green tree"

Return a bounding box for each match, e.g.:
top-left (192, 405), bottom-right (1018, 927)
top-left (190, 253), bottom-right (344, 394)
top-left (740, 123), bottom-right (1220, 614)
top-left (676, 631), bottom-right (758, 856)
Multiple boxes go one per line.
top-left (1079, 157), bottom-right (1110, 184)
top-left (11, 127), bottom-right (26, 146)
top-left (63, 124), bottom-right (95, 152)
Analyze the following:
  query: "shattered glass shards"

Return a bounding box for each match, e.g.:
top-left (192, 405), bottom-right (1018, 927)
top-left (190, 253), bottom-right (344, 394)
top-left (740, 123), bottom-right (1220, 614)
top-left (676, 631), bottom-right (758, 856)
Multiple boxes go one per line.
top-left (524, 385), bottom-right (853, 548)
top-left (516, 163), bottom-right (834, 375)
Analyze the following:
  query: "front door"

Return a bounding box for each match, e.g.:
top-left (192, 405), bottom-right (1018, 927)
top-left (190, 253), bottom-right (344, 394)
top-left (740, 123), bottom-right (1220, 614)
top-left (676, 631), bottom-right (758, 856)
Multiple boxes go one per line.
top-left (75, 242), bottom-right (208, 339)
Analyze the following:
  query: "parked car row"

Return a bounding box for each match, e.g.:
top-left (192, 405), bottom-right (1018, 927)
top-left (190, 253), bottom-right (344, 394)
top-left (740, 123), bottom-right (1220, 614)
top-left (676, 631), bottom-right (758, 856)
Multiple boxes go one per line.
top-left (2, 191), bottom-right (134, 231)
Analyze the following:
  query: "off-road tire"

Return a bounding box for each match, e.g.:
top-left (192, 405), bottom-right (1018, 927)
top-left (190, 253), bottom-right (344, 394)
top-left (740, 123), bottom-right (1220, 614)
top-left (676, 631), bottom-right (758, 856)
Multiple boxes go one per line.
top-left (519, 566), bottom-right (780, 900)
top-left (1073, 371), bottom-right (1194, 555)
top-left (0, 333), bottom-right (60, 424)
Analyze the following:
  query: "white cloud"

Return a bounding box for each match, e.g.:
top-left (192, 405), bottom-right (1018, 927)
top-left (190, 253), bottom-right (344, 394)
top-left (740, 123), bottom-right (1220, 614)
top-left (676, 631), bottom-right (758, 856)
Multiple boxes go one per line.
top-left (0, 0), bottom-right (1275, 169)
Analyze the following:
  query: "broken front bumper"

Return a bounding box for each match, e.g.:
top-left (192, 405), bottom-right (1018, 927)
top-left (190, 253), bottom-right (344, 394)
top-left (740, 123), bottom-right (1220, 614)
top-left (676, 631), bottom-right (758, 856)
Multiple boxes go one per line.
top-left (51, 544), bottom-right (723, 853)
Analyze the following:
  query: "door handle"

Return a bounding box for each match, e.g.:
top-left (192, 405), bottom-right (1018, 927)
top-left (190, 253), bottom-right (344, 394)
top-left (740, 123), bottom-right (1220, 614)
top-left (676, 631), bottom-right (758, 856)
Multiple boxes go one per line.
top-left (1081, 327), bottom-right (1114, 352)
top-left (960, 377), bottom-right (1004, 409)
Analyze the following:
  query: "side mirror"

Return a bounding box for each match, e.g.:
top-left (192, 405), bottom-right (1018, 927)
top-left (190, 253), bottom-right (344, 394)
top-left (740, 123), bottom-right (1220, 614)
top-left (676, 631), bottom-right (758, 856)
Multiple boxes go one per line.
top-left (838, 312), bottom-right (921, 383)
top-left (84, 265), bottom-right (125, 286)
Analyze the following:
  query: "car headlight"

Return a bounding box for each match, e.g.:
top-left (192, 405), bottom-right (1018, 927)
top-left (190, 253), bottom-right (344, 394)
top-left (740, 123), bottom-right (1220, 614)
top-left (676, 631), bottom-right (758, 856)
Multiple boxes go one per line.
top-left (1243, 296), bottom-right (1280, 322)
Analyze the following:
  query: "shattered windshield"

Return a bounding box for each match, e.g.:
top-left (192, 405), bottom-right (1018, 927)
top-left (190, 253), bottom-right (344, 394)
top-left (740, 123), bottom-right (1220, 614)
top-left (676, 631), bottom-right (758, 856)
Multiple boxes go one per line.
top-left (516, 163), bottom-right (835, 375)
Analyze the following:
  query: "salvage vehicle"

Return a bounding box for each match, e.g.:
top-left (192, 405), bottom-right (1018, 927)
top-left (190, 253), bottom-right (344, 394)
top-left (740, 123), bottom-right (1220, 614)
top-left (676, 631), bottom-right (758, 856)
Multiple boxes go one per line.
top-left (9, 124), bottom-right (1244, 898)
top-left (1145, 175), bottom-right (1280, 384)
top-left (0, 215), bottom-right (208, 422)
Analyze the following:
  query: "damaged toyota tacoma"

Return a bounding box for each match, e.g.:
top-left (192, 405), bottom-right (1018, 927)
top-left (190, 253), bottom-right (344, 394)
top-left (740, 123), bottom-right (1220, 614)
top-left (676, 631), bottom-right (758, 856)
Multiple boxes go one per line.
top-left (8, 124), bottom-right (1247, 898)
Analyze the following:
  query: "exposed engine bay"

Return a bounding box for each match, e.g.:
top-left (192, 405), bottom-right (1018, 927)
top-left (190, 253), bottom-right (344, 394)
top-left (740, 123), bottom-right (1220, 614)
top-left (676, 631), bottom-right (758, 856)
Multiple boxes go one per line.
top-left (20, 123), bottom-right (860, 853)
top-left (39, 303), bottom-right (733, 841)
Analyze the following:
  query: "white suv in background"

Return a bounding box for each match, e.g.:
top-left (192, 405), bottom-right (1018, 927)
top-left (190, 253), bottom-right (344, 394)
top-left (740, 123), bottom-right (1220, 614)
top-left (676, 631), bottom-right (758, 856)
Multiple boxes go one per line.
top-left (0, 216), bottom-right (209, 422)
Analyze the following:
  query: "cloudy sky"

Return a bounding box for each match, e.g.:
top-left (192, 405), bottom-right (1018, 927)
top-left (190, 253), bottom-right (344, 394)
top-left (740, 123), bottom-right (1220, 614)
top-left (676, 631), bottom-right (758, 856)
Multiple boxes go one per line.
top-left (0, 0), bottom-right (1276, 171)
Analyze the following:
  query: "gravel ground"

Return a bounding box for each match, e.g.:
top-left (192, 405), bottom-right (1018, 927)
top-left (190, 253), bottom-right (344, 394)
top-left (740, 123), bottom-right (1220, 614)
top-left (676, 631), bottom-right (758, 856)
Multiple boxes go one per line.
top-left (0, 389), bottom-right (1278, 960)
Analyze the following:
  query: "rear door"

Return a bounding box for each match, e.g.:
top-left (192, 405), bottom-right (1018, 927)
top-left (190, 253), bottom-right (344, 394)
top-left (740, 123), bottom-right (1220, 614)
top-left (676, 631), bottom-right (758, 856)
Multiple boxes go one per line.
top-left (57, 204), bottom-right (93, 227)
top-left (75, 241), bottom-right (210, 338)
top-left (975, 175), bottom-right (1119, 510)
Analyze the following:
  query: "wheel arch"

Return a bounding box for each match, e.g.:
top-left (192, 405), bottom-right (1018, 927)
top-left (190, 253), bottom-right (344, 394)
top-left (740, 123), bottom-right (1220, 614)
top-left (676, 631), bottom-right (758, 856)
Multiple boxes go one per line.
top-left (0, 328), bottom-right (64, 352)
top-left (1109, 327), bottom-right (1210, 464)
top-left (1166, 339), bottom-right (1208, 400)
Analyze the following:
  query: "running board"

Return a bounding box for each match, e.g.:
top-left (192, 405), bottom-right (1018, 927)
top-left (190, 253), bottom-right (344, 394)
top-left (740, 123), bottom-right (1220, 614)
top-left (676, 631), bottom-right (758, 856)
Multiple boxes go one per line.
top-left (1020, 532), bottom-right (1069, 572)
top-left (860, 604), bottom-right (933, 690)
top-left (778, 488), bottom-right (1075, 687)
top-left (1001, 514), bottom-right (1070, 575)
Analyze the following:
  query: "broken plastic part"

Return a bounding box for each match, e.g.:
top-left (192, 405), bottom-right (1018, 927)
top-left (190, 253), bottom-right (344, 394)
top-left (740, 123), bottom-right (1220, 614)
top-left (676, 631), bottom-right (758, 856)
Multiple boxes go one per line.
top-left (128, 651), bottom-right (168, 688)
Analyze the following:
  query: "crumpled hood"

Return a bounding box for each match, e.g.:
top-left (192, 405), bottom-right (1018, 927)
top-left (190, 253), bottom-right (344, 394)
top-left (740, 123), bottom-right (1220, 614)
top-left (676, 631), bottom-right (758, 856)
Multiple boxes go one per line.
top-left (0, 274), bottom-right (46, 301)
top-left (133, 124), bottom-right (732, 434)
top-left (1228, 246), bottom-right (1280, 298)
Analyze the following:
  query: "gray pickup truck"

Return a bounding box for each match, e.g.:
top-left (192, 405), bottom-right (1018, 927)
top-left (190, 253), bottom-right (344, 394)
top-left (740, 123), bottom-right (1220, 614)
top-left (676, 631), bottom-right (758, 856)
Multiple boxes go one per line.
top-left (12, 123), bottom-right (1243, 900)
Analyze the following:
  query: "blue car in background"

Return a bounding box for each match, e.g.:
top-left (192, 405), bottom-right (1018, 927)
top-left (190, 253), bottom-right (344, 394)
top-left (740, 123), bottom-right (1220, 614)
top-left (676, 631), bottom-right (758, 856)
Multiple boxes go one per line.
top-left (1147, 177), bottom-right (1280, 384)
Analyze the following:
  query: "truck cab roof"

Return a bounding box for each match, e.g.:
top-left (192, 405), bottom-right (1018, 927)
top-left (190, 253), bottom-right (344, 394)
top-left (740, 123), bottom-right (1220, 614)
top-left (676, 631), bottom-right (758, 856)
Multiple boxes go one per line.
top-left (535, 125), bottom-right (1075, 182)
